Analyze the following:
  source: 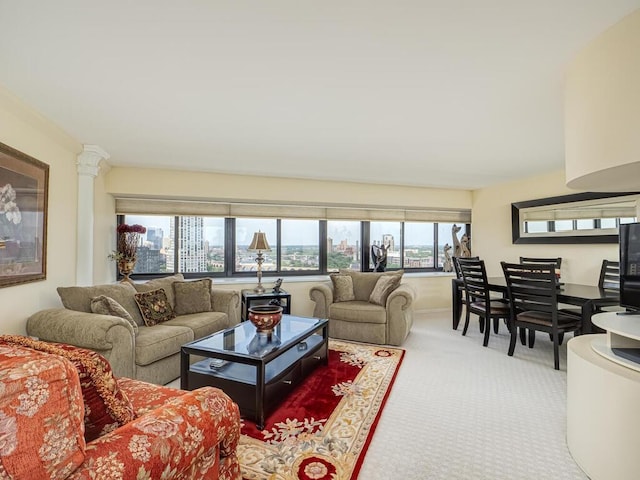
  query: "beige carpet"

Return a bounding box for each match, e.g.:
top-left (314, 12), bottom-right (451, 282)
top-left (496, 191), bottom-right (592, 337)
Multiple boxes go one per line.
top-left (171, 310), bottom-right (587, 479)
top-left (358, 309), bottom-right (587, 480)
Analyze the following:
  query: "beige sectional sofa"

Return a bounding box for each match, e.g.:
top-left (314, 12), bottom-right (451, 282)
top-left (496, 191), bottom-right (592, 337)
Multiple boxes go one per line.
top-left (309, 270), bottom-right (415, 346)
top-left (26, 274), bottom-right (240, 385)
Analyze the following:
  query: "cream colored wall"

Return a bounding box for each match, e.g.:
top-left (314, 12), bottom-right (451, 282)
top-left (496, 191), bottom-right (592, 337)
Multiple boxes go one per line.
top-left (472, 169), bottom-right (618, 283)
top-left (565, 8), bottom-right (640, 191)
top-left (105, 167), bottom-right (472, 210)
top-left (0, 86), bottom-right (81, 334)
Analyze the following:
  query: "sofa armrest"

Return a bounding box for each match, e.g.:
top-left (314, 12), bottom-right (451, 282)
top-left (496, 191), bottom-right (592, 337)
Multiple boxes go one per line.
top-left (68, 387), bottom-right (241, 480)
top-left (26, 308), bottom-right (136, 378)
top-left (385, 283), bottom-right (416, 346)
top-left (309, 281), bottom-right (334, 318)
top-left (211, 288), bottom-right (241, 326)
top-left (386, 283), bottom-right (415, 309)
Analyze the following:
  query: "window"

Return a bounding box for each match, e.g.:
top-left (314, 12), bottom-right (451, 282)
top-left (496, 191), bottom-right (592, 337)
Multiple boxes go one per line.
top-left (525, 221), bottom-right (549, 233)
top-left (369, 222), bottom-right (402, 270)
top-left (404, 222), bottom-right (434, 268)
top-left (118, 214), bottom-right (470, 280)
top-left (327, 221), bottom-right (361, 272)
top-left (235, 218), bottom-right (278, 273)
top-left (123, 215), bottom-right (173, 274)
top-left (281, 219), bottom-right (319, 271)
top-left (437, 223), bottom-right (469, 268)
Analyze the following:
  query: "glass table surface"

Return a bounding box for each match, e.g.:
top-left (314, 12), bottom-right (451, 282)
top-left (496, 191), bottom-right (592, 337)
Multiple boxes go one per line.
top-left (185, 315), bottom-right (327, 358)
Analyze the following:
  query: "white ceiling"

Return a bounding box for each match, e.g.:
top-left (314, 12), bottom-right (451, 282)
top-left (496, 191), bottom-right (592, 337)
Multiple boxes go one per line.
top-left (1, 1), bottom-right (639, 190)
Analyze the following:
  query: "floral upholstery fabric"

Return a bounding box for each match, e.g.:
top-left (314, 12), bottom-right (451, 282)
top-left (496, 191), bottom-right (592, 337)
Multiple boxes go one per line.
top-left (0, 335), bottom-right (136, 442)
top-left (0, 341), bottom-right (242, 480)
top-left (68, 380), bottom-right (242, 480)
top-left (0, 343), bottom-right (86, 479)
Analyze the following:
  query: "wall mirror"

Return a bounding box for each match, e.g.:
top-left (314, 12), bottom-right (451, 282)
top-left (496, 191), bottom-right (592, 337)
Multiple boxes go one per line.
top-left (511, 192), bottom-right (640, 244)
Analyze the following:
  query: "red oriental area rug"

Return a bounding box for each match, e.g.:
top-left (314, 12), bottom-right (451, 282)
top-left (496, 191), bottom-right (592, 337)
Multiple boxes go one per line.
top-left (237, 339), bottom-right (404, 480)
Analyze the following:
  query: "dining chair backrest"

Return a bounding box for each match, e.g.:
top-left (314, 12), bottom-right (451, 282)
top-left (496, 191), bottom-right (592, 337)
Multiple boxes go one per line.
top-left (598, 259), bottom-right (620, 291)
top-left (458, 258), bottom-right (490, 304)
top-left (453, 256), bottom-right (479, 279)
top-left (501, 261), bottom-right (559, 317)
top-left (519, 257), bottom-right (562, 269)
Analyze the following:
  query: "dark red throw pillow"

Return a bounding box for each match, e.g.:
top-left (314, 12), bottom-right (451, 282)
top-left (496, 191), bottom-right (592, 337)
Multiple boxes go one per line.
top-left (0, 335), bottom-right (136, 442)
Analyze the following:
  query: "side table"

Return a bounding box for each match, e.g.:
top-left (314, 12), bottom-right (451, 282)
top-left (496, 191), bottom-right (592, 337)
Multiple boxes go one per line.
top-left (241, 289), bottom-right (291, 321)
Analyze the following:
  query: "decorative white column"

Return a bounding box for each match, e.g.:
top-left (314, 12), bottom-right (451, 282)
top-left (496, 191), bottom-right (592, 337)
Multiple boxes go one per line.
top-left (76, 145), bottom-right (110, 286)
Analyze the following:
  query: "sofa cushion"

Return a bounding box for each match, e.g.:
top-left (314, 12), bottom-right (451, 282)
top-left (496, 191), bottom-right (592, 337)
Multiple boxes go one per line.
top-left (163, 311), bottom-right (228, 339)
top-left (134, 288), bottom-right (176, 326)
top-left (330, 274), bottom-right (356, 302)
top-left (57, 282), bottom-right (144, 326)
top-left (369, 272), bottom-right (403, 306)
top-left (329, 301), bottom-right (387, 324)
top-left (133, 274), bottom-right (185, 309)
top-left (134, 324), bottom-right (194, 366)
top-left (0, 342), bottom-right (86, 479)
top-left (340, 269), bottom-right (404, 301)
top-left (90, 295), bottom-right (139, 334)
top-left (173, 278), bottom-right (213, 315)
top-left (0, 335), bottom-right (136, 443)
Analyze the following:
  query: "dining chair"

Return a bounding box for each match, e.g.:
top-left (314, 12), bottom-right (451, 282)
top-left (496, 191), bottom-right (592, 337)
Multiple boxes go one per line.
top-left (501, 261), bottom-right (582, 370)
top-left (452, 256), bottom-right (479, 331)
top-left (598, 259), bottom-right (620, 291)
top-left (458, 258), bottom-right (510, 347)
top-left (519, 257), bottom-right (562, 269)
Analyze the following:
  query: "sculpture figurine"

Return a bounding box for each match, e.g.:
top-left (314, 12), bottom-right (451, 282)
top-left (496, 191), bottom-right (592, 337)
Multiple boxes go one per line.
top-left (371, 244), bottom-right (389, 272)
top-left (452, 224), bottom-right (471, 258)
top-left (443, 243), bottom-right (453, 272)
top-left (460, 234), bottom-right (472, 258)
top-left (272, 278), bottom-right (283, 293)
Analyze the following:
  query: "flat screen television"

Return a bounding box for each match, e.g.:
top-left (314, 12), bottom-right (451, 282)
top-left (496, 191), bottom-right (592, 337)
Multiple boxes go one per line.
top-left (619, 222), bottom-right (640, 312)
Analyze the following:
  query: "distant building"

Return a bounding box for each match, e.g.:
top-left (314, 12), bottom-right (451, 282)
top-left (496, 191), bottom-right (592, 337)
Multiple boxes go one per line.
top-left (134, 246), bottom-right (166, 273)
top-left (169, 217), bottom-right (206, 272)
top-left (146, 227), bottom-right (164, 249)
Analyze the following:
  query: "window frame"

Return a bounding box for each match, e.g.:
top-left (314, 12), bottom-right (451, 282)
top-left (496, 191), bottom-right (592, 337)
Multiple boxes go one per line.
top-left (117, 215), bottom-right (471, 281)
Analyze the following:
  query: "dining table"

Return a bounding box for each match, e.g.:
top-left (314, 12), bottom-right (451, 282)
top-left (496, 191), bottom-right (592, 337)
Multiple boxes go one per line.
top-left (451, 276), bottom-right (619, 334)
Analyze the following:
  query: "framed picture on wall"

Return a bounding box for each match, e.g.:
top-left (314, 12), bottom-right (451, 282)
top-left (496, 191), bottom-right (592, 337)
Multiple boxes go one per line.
top-left (0, 141), bottom-right (49, 288)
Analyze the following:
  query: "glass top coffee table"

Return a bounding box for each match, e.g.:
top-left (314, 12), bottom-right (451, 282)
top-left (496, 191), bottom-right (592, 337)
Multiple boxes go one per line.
top-left (180, 315), bottom-right (329, 429)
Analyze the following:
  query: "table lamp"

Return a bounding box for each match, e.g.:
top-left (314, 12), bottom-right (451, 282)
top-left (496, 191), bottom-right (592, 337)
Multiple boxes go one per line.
top-left (248, 231), bottom-right (271, 293)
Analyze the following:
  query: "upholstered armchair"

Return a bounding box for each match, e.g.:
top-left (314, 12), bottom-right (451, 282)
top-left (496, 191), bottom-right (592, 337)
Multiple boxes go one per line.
top-left (309, 270), bottom-right (415, 346)
top-left (0, 336), bottom-right (241, 480)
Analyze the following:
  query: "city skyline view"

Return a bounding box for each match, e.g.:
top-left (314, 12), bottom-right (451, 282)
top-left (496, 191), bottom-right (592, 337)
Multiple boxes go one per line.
top-left (124, 215), bottom-right (466, 274)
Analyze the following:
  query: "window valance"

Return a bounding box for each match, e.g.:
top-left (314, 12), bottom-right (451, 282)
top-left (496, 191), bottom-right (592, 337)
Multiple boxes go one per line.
top-left (115, 197), bottom-right (471, 223)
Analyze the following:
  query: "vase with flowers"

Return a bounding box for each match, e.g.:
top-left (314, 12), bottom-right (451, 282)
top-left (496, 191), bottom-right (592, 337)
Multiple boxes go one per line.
top-left (108, 223), bottom-right (146, 283)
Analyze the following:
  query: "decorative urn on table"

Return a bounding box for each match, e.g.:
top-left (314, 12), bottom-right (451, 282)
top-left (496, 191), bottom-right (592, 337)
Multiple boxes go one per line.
top-left (108, 223), bottom-right (146, 283)
top-left (248, 305), bottom-right (283, 333)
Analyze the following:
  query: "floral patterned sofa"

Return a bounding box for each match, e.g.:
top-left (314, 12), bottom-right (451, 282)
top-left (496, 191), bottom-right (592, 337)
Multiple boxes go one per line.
top-left (0, 335), bottom-right (241, 480)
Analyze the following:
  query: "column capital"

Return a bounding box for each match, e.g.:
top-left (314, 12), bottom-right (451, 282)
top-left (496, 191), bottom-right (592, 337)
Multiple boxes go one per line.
top-left (77, 144), bottom-right (110, 177)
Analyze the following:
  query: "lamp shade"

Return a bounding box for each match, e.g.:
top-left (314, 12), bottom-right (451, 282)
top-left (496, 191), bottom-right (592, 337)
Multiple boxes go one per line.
top-left (248, 231), bottom-right (271, 251)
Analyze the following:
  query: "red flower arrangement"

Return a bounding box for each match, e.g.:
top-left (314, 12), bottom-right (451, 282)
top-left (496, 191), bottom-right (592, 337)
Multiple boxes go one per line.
top-left (108, 224), bottom-right (147, 262)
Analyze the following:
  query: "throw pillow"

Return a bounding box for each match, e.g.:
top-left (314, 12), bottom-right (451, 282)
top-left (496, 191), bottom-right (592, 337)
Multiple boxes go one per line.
top-left (90, 295), bottom-right (139, 334)
top-left (133, 273), bottom-right (185, 310)
top-left (330, 273), bottom-right (356, 302)
top-left (369, 272), bottom-right (403, 306)
top-left (173, 278), bottom-right (213, 315)
top-left (134, 288), bottom-right (176, 326)
top-left (57, 282), bottom-right (144, 326)
top-left (0, 335), bottom-right (136, 443)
